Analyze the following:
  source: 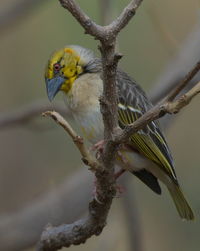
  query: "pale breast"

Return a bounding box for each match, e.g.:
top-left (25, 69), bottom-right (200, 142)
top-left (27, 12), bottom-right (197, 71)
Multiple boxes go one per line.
top-left (63, 73), bottom-right (104, 143)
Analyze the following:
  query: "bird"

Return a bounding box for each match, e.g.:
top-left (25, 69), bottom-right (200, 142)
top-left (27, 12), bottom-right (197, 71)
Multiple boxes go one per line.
top-left (45, 45), bottom-right (194, 220)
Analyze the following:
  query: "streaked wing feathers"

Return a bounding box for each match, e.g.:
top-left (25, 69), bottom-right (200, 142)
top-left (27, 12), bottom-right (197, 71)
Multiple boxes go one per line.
top-left (116, 70), bottom-right (177, 181)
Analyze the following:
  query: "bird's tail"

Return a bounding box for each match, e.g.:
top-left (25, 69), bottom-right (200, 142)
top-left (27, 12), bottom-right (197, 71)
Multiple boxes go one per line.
top-left (168, 184), bottom-right (194, 220)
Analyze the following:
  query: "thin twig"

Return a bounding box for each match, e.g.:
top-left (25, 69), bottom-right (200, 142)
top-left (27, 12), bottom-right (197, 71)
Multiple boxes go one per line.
top-left (59, 0), bottom-right (143, 40)
top-left (107, 0), bottom-right (143, 37)
top-left (58, 0), bottom-right (104, 39)
top-left (165, 81), bottom-right (200, 113)
top-left (43, 111), bottom-right (100, 171)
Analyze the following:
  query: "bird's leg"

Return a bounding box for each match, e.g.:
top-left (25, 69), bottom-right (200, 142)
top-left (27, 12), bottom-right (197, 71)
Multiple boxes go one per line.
top-left (113, 148), bottom-right (131, 196)
top-left (115, 184), bottom-right (126, 197)
top-left (113, 168), bottom-right (126, 197)
top-left (91, 140), bottom-right (105, 152)
top-left (114, 168), bottom-right (126, 179)
top-left (90, 140), bottom-right (105, 159)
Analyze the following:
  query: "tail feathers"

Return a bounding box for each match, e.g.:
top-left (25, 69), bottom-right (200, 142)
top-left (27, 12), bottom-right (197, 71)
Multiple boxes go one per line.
top-left (168, 185), bottom-right (194, 220)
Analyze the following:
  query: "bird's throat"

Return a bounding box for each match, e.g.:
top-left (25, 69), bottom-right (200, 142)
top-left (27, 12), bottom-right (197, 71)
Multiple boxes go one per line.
top-left (60, 76), bottom-right (77, 93)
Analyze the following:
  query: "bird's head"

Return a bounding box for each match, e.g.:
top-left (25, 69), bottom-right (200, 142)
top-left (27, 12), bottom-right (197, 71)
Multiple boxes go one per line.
top-left (45, 45), bottom-right (94, 101)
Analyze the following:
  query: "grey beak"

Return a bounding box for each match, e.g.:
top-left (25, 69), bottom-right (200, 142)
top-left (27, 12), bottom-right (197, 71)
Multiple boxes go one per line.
top-left (45, 76), bottom-right (65, 101)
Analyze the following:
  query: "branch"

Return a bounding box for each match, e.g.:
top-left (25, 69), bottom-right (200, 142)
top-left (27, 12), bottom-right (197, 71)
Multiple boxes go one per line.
top-left (163, 61), bottom-right (200, 102)
top-left (37, 113), bottom-right (116, 250)
top-left (107, 0), bottom-right (143, 37)
top-left (58, 0), bottom-right (103, 39)
top-left (38, 170), bottom-right (114, 251)
top-left (43, 111), bottom-right (100, 171)
top-left (59, 0), bottom-right (143, 40)
top-left (165, 81), bottom-right (200, 113)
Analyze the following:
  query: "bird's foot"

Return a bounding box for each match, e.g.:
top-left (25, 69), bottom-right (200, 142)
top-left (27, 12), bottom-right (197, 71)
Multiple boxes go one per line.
top-left (90, 140), bottom-right (105, 159)
top-left (114, 168), bottom-right (126, 180)
top-left (115, 183), bottom-right (126, 197)
top-left (91, 140), bottom-right (105, 152)
top-left (114, 168), bottom-right (126, 197)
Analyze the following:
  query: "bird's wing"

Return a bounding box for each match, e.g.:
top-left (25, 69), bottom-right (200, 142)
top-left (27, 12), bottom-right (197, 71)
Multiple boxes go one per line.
top-left (116, 70), bottom-right (177, 181)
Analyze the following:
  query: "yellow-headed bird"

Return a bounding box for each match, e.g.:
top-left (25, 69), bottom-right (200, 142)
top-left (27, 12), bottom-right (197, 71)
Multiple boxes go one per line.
top-left (45, 45), bottom-right (194, 220)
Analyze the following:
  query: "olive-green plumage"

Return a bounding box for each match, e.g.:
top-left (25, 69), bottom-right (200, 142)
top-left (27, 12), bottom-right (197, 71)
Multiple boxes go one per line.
top-left (45, 45), bottom-right (194, 220)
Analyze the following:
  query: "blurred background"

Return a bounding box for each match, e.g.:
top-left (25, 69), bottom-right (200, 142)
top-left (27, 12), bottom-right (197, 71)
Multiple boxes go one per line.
top-left (0, 0), bottom-right (200, 250)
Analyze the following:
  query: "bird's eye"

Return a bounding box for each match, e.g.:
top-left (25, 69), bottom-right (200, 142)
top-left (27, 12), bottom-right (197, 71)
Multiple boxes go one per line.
top-left (53, 63), bottom-right (61, 72)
